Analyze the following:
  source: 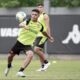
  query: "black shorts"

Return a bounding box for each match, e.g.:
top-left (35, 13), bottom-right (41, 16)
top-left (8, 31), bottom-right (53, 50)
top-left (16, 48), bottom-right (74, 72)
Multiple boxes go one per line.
top-left (10, 41), bottom-right (33, 55)
top-left (34, 37), bottom-right (47, 48)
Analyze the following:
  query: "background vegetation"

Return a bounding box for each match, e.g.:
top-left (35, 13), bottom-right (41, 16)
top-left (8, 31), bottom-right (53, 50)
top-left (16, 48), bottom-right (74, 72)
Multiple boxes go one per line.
top-left (0, 0), bottom-right (80, 8)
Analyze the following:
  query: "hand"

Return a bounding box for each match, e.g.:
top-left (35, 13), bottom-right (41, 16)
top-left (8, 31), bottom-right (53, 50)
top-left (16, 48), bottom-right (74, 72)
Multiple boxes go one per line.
top-left (48, 36), bottom-right (54, 42)
top-left (19, 21), bottom-right (29, 30)
top-left (24, 25), bottom-right (29, 30)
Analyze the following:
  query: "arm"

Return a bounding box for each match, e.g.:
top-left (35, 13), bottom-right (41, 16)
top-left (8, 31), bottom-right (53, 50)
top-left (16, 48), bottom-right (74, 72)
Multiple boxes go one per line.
top-left (19, 21), bottom-right (29, 30)
top-left (44, 14), bottom-right (54, 42)
top-left (44, 14), bottom-right (51, 36)
top-left (42, 31), bottom-right (54, 42)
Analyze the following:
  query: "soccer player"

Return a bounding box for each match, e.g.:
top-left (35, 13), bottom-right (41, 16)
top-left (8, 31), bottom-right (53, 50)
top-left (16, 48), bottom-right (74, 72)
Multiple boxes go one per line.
top-left (4, 9), bottom-right (53, 77)
top-left (34, 3), bottom-right (54, 71)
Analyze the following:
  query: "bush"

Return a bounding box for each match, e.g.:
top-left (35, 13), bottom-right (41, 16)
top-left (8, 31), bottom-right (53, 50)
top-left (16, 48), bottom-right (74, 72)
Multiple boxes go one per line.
top-left (51, 0), bottom-right (80, 7)
top-left (0, 0), bottom-right (43, 8)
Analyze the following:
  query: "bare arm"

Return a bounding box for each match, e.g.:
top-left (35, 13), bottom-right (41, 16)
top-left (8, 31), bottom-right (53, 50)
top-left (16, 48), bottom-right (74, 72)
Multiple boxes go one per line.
top-left (42, 31), bottom-right (54, 42)
top-left (19, 21), bottom-right (29, 30)
top-left (44, 14), bottom-right (51, 36)
top-left (44, 14), bottom-right (54, 42)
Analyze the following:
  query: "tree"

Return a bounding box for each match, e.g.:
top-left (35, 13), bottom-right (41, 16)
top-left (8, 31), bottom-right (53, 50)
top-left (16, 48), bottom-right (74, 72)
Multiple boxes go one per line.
top-left (0, 0), bottom-right (43, 8)
top-left (51, 0), bottom-right (80, 7)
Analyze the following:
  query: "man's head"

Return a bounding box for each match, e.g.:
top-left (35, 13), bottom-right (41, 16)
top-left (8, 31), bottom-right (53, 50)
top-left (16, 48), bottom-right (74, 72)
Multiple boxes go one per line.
top-left (31, 9), bottom-right (40, 22)
top-left (37, 3), bottom-right (44, 13)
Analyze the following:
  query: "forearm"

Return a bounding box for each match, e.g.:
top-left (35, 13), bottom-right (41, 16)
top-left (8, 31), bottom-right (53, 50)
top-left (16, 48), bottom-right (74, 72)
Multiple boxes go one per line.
top-left (42, 32), bottom-right (51, 39)
top-left (19, 23), bottom-right (29, 29)
top-left (44, 15), bottom-right (51, 36)
top-left (47, 26), bottom-right (51, 36)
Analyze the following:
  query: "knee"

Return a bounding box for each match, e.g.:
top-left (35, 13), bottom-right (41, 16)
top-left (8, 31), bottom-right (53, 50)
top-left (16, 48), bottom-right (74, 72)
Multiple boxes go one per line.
top-left (8, 51), bottom-right (15, 58)
top-left (26, 50), bottom-right (33, 58)
top-left (34, 47), bottom-right (40, 52)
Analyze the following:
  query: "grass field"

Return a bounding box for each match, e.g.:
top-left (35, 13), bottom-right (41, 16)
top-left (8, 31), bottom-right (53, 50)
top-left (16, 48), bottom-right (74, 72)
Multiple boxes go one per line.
top-left (0, 57), bottom-right (80, 80)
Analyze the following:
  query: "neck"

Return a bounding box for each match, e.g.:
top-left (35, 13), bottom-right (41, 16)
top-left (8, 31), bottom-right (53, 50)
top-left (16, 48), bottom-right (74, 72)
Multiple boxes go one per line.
top-left (32, 20), bottom-right (37, 22)
top-left (40, 12), bottom-right (43, 14)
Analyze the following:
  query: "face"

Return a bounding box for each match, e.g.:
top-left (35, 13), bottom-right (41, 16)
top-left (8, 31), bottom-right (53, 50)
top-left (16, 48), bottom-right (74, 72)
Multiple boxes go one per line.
top-left (31, 11), bottom-right (39, 21)
top-left (37, 5), bottom-right (44, 13)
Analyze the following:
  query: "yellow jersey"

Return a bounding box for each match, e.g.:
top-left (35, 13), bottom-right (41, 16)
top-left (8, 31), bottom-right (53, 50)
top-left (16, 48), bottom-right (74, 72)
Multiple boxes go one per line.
top-left (37, 13), bottom-right (47, 44)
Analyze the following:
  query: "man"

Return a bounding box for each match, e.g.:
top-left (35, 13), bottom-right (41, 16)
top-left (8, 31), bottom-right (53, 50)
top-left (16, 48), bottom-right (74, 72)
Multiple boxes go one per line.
top-left (34, 3), bottom-right (54, 71)
top-left (4, 9), bottom-right (53, 77)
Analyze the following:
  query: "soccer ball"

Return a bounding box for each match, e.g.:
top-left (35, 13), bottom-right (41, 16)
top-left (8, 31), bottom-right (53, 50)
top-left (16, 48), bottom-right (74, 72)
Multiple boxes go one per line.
top-left (16, 11), bottom-right (26, 22)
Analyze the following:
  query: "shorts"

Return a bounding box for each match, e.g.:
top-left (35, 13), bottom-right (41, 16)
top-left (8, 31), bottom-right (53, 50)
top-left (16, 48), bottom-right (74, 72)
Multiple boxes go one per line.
top-left (9, 41), bottom-right (33, 55)
top-left (34, 37), bottom-right (47, 48)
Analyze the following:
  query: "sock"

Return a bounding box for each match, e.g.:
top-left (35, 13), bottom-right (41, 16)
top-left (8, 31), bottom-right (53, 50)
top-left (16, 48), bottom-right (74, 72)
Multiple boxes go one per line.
top-left (19, 67), bottom-right (24, 72)
top-left (8, 63), bottom-right (12, 68)
top-left (42, 64), bottom-right (44, 68)
top-left (44, 60), bottom-right (48, 64)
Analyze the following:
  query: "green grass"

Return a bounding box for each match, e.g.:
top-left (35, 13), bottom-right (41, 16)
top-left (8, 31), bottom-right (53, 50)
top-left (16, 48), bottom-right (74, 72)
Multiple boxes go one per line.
top-left (0, 58), bottom-right (80, 80)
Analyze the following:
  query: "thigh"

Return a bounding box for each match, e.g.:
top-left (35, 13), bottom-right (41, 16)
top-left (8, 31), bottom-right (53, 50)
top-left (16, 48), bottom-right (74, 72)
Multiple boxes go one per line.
top-left (25, 45), bottom-right (33, 51)
top-left (10, 41), bottom-right (25, 55)
top-left (34, 37), bottom-right (47, 49)
top-left (33, 37), bottom-right (43, 47)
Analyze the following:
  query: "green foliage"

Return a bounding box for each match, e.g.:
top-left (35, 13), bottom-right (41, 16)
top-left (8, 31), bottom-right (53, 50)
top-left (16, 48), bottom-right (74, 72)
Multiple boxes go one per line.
top-left (0, 0), bottom-right (43, 8)
top-left (0, 0), bottom-right (80, 8)
top-left (17, 0), bottom-right (43, 7)
top-left (51, 0), bottom-right (80, 7)
top-left (0, 0), bottom-right (20, 8)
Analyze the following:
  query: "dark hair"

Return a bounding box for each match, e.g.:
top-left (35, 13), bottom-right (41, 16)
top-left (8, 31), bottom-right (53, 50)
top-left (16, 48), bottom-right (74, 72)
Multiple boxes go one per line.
top-left (32, 9), bottom-right (40, 14)
top-left (37, 3), bottom-right (44, 6)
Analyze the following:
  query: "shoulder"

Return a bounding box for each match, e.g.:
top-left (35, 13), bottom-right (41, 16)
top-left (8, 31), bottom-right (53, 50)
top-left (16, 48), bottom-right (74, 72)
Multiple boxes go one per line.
top-left (43, 13), bottom-right (49, 20)
top-left (25, 18), bottom-right (31, 25)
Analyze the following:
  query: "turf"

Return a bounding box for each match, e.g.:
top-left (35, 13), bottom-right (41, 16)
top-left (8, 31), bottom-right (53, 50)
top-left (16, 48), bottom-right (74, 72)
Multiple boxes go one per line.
top-left (0, 58), bottom-right (80, 80)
